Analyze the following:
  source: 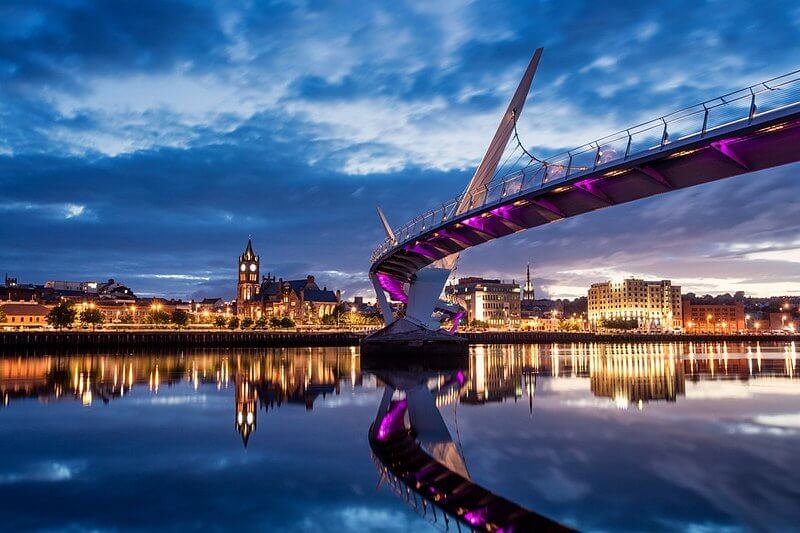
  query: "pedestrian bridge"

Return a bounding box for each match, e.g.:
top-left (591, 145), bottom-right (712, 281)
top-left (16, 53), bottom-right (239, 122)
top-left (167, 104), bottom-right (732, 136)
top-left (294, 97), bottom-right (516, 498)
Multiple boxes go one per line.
top-left (370, 68), bottom-right (800, 306)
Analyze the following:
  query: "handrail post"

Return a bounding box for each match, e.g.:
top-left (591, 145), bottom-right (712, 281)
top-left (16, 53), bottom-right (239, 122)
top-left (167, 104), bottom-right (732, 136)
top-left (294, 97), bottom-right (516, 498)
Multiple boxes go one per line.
top-left (624, 131), bottom-right (632, 160)
top-left (593, 144), bottom-right (602, 170)
top-left (660, 119), bottom-right (669, 147)
top-left (565, 152), bottom-right (573, 177)
top-left (701, 104), bottom-right (708, 137)
top-left (748, 91), bottom-right (757, 122)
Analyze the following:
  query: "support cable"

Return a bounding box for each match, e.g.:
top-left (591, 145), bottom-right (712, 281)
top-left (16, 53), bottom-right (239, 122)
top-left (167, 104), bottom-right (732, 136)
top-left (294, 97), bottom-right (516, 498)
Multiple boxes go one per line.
top-left (510, 109), bottom-right (589, 174)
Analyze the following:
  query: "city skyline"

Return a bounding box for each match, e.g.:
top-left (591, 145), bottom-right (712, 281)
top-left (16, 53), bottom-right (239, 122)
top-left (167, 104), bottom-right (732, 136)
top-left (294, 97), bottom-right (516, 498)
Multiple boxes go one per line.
top-left (2, 2), bottom-right (800, 301)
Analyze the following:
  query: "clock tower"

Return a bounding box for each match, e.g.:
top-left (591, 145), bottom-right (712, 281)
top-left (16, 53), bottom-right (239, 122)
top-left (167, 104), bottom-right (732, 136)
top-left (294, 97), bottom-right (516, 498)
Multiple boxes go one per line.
top-left (237, 239), bottom-right (260, 311)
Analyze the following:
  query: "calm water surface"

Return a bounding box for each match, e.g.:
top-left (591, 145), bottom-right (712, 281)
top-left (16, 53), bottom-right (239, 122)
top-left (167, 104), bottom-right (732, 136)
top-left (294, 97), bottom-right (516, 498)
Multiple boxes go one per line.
top-left (1, 342), bottom-right (799, 532)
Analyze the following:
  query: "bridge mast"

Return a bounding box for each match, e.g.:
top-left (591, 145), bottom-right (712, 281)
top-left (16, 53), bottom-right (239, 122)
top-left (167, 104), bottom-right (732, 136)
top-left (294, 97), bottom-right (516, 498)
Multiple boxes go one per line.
top-left (457, 47), bottom-right (543, 215)
top-left (438, 47), bottom-right (543, 275)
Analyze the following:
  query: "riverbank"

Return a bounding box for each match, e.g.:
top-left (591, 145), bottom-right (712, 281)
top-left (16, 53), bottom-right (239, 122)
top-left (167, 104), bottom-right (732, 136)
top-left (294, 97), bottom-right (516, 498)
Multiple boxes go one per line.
top-left (1, 330), bottom-right (798, 352)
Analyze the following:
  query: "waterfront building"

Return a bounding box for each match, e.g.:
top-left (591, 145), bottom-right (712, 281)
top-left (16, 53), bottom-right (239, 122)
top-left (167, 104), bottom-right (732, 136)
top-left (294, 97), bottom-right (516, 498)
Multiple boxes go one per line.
top-left (2, 275), bottom-right (40, 302)
top-left (0, 302), bottom-right (51, 328)
top-left (197, 298), bottom-right (226, 312)
top-left (588, 279), bottom-right (682, 331)
top-left (44, 280), bottom-right (99, 293)
top-left (520, 315), bottom-right (561, 330)
top-left (445, 277), bottom-right (521, 329)
top-left (192, 298), bottom-right (231, 322)
top-left (283, 276), bottom-right (340, 324)
top-left (768, 312), bottom-right (800, 332)
top-left (90, 301), bottom-right (137, 323)
top-left (682, 300), bottom-right (745, 333)
top-left (96, 279), bottom-right (136, 301)
top-left (235, 240), bottom-right (340, 324)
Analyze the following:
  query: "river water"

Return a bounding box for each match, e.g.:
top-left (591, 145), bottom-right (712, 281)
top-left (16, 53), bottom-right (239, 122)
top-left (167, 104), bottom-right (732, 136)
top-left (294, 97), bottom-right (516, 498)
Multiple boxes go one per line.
top-left (1, 342), bottom-right (798, 531)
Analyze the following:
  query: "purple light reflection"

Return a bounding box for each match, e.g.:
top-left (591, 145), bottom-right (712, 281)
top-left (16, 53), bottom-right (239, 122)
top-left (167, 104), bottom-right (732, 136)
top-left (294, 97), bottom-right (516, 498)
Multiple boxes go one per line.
top-left (464, 508), bottom-right (487, 526)
top-left (450, 311), bottom-right (465, 333)
top-left (376, 399), bottom-right (408, 441)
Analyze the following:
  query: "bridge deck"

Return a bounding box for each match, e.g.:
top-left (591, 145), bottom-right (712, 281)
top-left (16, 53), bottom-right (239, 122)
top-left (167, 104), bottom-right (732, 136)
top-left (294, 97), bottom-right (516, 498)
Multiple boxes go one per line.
top-left (371, 71), bottom-right (800, 299)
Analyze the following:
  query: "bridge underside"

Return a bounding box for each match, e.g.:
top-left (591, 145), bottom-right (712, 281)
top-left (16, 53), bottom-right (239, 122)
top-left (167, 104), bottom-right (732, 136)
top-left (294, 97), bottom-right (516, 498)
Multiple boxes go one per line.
top-left (372, 111), bottom-right (800, 296)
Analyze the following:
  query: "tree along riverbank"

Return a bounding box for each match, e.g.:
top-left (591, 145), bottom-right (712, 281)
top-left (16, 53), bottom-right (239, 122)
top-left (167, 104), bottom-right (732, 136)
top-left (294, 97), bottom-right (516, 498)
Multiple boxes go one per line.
top-left (0, 330), bottom-right (798, 352)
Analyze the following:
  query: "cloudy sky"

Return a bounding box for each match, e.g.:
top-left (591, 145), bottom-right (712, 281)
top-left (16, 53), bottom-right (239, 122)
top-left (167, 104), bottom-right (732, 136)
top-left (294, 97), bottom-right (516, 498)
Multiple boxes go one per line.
top-left (1, 0), bottom-right (799, 300)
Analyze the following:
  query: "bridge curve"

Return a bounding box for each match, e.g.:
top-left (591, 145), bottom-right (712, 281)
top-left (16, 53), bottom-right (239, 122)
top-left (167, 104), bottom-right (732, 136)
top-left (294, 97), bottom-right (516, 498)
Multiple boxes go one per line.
top-left (370, 70), bottom-right (800, 303)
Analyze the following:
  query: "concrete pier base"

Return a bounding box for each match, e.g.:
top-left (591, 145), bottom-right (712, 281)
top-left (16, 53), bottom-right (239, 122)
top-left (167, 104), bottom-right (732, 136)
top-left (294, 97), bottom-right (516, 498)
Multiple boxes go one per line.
top-left (360, 318), bottom-right (468, 361)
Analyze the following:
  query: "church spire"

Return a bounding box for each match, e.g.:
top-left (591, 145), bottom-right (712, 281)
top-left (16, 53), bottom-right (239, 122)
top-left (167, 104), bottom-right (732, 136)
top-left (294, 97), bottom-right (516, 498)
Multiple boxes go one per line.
top-left (244, 238), bottom-right (255, 260)
top-left (523, 263), bottom-right (535, 302)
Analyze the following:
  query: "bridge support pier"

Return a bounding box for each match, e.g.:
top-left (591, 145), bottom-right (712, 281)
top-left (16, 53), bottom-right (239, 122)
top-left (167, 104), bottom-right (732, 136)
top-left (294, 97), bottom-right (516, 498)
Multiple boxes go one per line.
top-left (362, 266), bottom-right (467, 358)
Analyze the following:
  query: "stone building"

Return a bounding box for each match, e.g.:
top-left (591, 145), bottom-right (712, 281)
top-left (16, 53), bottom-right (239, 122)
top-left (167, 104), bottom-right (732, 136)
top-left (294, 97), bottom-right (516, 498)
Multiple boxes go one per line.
top-left (235, 240), bottom-right (339, 324)
top-left (682, 300), bottom-right (745, 333)
top-left (445, 277), bottom-right (521, 329)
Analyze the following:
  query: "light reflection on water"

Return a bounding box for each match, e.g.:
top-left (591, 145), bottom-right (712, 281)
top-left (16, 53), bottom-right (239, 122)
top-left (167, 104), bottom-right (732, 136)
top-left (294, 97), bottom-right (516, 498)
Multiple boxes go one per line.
top-left (0, 342), bottom-right (798, 531)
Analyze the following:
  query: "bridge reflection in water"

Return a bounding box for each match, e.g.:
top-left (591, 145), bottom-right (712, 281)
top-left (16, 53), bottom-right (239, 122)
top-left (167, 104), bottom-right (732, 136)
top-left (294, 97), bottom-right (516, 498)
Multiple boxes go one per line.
top-left (367, 342), bottom-right (798, 531)
top-left (369, 365), bottom-right (572, 531)
top-left (1, 343), bottom-right (798, 529)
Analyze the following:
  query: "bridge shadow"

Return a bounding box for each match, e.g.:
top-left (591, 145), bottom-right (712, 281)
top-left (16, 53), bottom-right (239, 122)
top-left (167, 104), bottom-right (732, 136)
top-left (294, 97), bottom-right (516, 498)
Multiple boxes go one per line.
top-left (367, 358), bottom-right (571, 532)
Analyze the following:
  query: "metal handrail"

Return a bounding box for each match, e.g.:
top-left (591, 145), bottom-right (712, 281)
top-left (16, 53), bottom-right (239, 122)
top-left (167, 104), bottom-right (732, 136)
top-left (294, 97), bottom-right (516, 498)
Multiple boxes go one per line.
top-left (371, 69), bottom-right (800, 264)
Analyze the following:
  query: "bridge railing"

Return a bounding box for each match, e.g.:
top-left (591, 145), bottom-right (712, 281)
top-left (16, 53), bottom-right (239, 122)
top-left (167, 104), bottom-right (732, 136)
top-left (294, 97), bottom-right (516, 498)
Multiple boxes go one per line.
top-left (371, 69), bottom-right (800, 263)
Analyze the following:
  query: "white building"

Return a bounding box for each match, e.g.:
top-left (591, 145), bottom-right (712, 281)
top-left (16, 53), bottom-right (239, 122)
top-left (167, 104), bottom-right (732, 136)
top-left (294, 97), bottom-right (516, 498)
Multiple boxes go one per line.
top-left (588, 279), bottom-right (682, 332)
top-left (44, 280), bottom-right (98, 293)
top-left (445, 277), bottom-right (521, 329)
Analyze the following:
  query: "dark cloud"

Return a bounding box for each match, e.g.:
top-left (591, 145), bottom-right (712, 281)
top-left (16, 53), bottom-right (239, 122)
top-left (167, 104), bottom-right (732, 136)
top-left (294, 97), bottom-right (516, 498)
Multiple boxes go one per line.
top-left (0, 0), bottom-right (228, 87)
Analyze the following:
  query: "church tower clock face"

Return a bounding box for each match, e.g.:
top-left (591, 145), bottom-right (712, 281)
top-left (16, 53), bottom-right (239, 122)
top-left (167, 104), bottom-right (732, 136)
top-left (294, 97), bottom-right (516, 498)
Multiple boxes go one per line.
top-left (249, 263), bottom-right (257, 272)
top-left (240, 264), bottom-right (246, 271)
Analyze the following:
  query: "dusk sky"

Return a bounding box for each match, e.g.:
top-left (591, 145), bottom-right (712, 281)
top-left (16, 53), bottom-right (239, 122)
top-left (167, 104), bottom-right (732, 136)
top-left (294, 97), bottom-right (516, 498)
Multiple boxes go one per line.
top-left (2, 0), bottom-right (800, 301)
